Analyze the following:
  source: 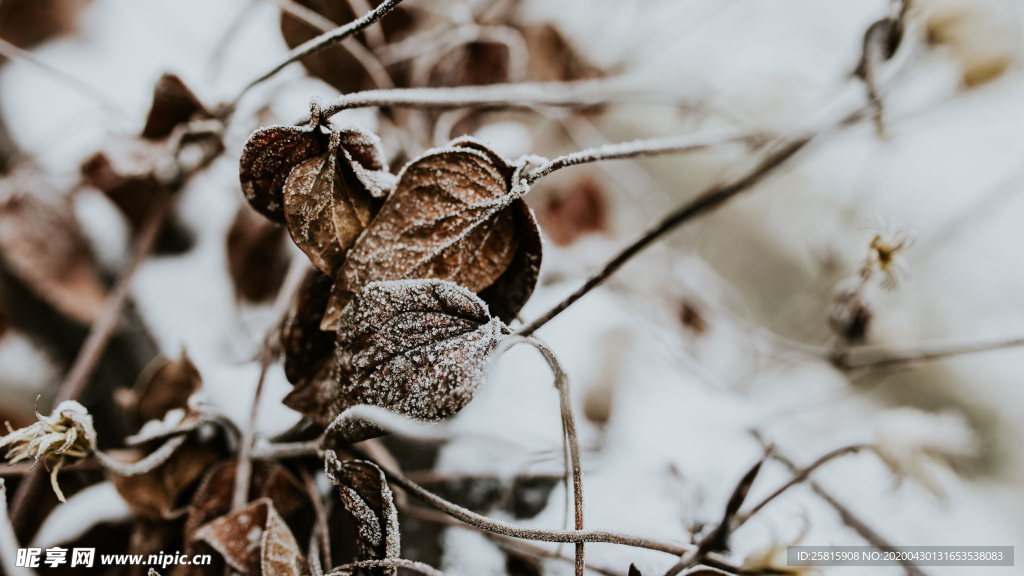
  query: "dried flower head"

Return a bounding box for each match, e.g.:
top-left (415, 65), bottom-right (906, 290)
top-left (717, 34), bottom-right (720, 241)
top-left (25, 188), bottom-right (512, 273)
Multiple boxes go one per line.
top-left (0, 400), bottom-right (97, 501)
top-left (859, 226), bottom-right (915, 290)
top-left (872, 407), bottom-right (978, 498)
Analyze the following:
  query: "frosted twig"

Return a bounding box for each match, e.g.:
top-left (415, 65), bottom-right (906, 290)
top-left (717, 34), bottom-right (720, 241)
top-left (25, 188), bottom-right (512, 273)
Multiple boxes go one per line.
top-left (754, 432), bottom-right (928, 576)
top-left (252, 439), bottom-right (321, 460)
top-left (0, 37), bottom-right (128, 122)
top-left (516, 134), bottom-right (813, 337)
top-left (496, 336), bottom-right (587, 576)
top-left (236, 0), bottom-right (405, 100)
top-left (9, 190), bottom-right (172, 531)
top-left (326, 559), bottom-right (445, 576)
top-left (833, 333), bottom-right (1024, 369)
top-left (0, 480), bottom-right (36, 576)
top-left (266, 0), bottom-right (396, 90)
top-left (523, 130), bottom-right (762, 186)
top-left (232, 346), bottom-right (274, 511)
top-left (92, 434), bottom-right (188, 477)
top-left (734, 444), bottom-right (869, 527)
top-left (320, 81), bottom-right (693, 118)
top-left (344, 0), bottom-right (386, 48)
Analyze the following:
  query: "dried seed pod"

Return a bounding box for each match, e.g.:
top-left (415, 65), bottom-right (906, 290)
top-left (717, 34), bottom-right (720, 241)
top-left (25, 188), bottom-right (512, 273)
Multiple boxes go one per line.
top-left (282, 127), bottom-right (393, 277)
top-left (284, 279), bottom-right (506, 426)
top-left (325, 454), bottom-right (400, 576)
top-left (322, 137), bottom-right (541, 329)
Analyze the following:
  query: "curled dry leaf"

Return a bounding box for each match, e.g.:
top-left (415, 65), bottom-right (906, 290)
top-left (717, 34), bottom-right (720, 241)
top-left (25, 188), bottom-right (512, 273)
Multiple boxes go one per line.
top-left (282, 127), bottom-right (393, 277)
top-left (279, 0), bottom-right (368, 94)
top-left (285, 279), bottom-right (506, 427)
top-left (194, 497), bottom-right (309, 576)
top-left (227, 203), bottom-right (288, 302)
top-left (111, 439), bottom-right (220, 520)
top-left (183, 461), bottom-right (308, 557)
top-left (325, 454), bottom-right (400, 576)
top-left (322, 137), bottom-right (541, 329)
top-left (132, 351), bottom-right (203, 425)
top-left (0, 166), bottom-right (107, 323)
top-left (282, 268), bottom-right (337, 387)
top-left (239, 112), bottom-right (328, 223)
top-left (142, 73), bottom-right (211, 140)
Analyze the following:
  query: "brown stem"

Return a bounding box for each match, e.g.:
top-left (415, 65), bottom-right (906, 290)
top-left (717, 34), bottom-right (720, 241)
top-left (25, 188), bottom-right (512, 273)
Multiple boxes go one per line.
top-left (231, 346), bottom-right (274, 511)
top-left (236, 0), bottom-right (405, 100)
top-left (833, 334), bottom-right (1024, 369)
top-left (299, 465), bottom-right (332, 571)
top-left (516, 135), bottom-right (812, 337)
top-left (754, 432), bottom-right (929, 576)
top-left (9, 191), bottom-right (171, 532)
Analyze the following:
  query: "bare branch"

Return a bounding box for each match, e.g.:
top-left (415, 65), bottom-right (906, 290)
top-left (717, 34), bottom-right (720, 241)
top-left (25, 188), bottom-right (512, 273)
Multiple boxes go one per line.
top-left (252, 439), bottom-right (320, 460)
top-left (320, 80), bottom-right (694, 118)
top-left (524, 130), bottom-right (761, 186)
top-left (300, 465), bottom-right (332, 572)
top-left (833, 334), bottom-right (1024, 369)
top-left (92, 434), bottom-right (189, 477)
top-left (516, 135), bottom-right (813, 338)
top-left (232, 347), bottom-right (274, 511)
top-left (237, 0), bottom-right (405, 100)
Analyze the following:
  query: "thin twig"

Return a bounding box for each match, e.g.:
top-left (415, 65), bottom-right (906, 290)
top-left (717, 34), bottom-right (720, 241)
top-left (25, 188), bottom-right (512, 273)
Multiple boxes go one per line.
top-left (266, 0), bottom-right (396, 90)
top-left (326, 559), bottom-right (445, 576)
top-left (252, 439), bottom-right (320, 460)
top-left (833, 334), bottom-right (1024, 369)
top-left (231, 346), bottom-right (274, 511)
top-left (524, 130), bottom-right (761, 186)
top-left (754, 433), bottom-right (928, 576)
top-left (299, 465), bottom-right (332, 571)
top-left (236, 0), bottom-right (405, 101)
top-left (0, 480), bottom-right (36, 576)
top-left (516, 135), bottom-right (813, 337)
top-left (0, 37), bottom-right (129, 122)
top-left (343, 0), bottom-right (386, 48)
top-left (9, 191), bottom-right (171, 531)
top-left (734, 444), bottom-right (868, 527)
top-left (320, 81), bottom-right (694, 118)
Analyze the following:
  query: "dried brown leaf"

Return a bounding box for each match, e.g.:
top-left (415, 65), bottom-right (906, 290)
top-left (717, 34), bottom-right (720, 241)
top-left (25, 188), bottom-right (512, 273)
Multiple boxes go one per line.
top-left (282, 268), bottom-right (337, 387)
top-left (0, 167), bottom-right (107, 323)
top-left (0, 0), bottom-right (89, 48)
top-left (325, 454), bottom-right (400, 576)
top-left (520, 24), bottom-right (603, 82)
top-left (537, 177), bottom-right (608, 246)
top-left (428, 41), bottom-right (512, 87)
top-left (111, 439), bottom-right (220, 520)
top-left (132, 351), bottom-right (203, 425)
top-left (282, 128), bottom-right (391, 277)
top-left (194, 497), bottom-right (309, 576)
top-left (239, 120), bottom-right (328, 223)
top-left (323, 138), bottom-right (540, 329)
top-left (285, 279), bottom-right (506, 426)
top-left (280, 0), bottom-right (368, 95)
top-left (227, 203), bottom-right (288, 301)
top-left (183, 461), bottom-right (308, 556)
top-left (142, 73), bottom-right (210, 140)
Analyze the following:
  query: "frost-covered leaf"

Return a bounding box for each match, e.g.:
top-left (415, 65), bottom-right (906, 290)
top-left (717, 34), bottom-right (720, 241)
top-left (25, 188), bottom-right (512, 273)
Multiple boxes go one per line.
top-left (194, 497), bottom-right (309, 576)
top-left (285, 279), bottom-right (506, 426)
top-left (325, 453), bottom-right (400, 576)
top-left (0, 166), bottom-right (107, 324)
top-left (282, 128), bottom-right (391, 277)
top-left (110, 440), bottom-right (219, 520)
top-left (282, 268), bottom-right (337, 388)
top-left (227, 203), bottom-right (288, 302)
top-left (323, 138), bottom-right (541, 329)
top-left (239, 117), bottom-right (328, 223)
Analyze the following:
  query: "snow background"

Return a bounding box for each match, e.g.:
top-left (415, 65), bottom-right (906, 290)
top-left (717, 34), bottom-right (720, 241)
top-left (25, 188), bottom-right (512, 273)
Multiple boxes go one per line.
top-left (1, 0), bottom-right (1023, 574)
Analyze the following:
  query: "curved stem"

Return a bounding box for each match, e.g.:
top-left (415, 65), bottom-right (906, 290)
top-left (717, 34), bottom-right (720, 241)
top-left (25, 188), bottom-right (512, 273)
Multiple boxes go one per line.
top-left (833, 334), bottom-right (1024, 369)
top-left (523, 130), bottom-right (761, 186)
top-left (236, 0), bottom-right (405, 101)
top-left (232, 347), bottom-right (274, 511)
top-left (91, 434), bottom-right (188, 477)
top-left (516, 135), bottom-right (812, 337)
top-left (327, 559), bottom-right (445, 576)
